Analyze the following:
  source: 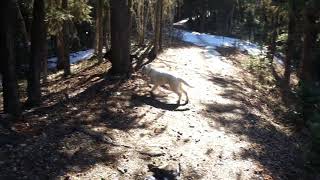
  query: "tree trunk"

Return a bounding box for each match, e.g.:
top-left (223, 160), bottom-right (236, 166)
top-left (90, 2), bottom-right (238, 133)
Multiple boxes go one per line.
top-left (237, 0), bottom-right (244, 23)
top-left (300, 7), bottom-right (317, 84)
top-left (27, 0), bottom-right (46, 106)
top-left (262, 6), bottom-right (269, 43)
top-left (300, 4), bottom-right (318, 122)
top-left (142, 0), bottom-right (149, 45)
top-left (159, 0), bottom-right (164, 51)
top-left (176, 0), bottom-right (181, 21)
top-left (95, 0), bottom-right (103, 62)
top-left (267, 8), bottom-right (279, 63)
top-left (137, 0), bottom-right (149, 46)
top-left (16, 3), bottom-right (30, 45)
top-left (284, 0), bottom-right (296, 88)
top-left (228, 4), bottom-right (235, 33)
top-left (62, 0), bottom-right (71, 76)
top-left (200, 0), bottom-right (207, 32)
top-left (110, 0), bottom-right (131, 75)
top-left (154, 0), bottom-right (163, 55)
top-left (103, 1), bottom-right (110, 50)
top-left (56, 33), bottom-right (65, 70)
top-left (42, 39), bottom-right (48, 83)
top-left (0, 0), bottom-right (22, 116)
top-left (42, 0), bottom-right (50, 83)
top-left (16, 1), bottom-right (31, 77)
top-left (137, 1), bottom-right (145, 46)
top-left (128, 0), bottom-right (132, 37)
top-left (55, 0), bottom-right (70, 76)
top-left (55, 0), bottom-right (63, 70)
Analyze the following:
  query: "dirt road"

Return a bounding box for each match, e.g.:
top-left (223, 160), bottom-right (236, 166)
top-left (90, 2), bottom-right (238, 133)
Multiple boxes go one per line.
top-left (0, 43), bottom-right (303, 180)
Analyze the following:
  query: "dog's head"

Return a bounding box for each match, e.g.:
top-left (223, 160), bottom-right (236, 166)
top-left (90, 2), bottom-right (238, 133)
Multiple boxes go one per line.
top-left (142, 64), bottom-right (152, 75)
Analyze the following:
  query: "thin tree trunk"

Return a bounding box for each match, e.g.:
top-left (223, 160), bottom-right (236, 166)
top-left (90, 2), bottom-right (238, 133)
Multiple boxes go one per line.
top-left (176, 0), bottom-right (181, 21)
top-left (267, 8), bottom-right (279, 63)
top-left (228, 4), bottom-right (235, 33)
top-left (154, 0), bottom-right (163, 55)
top-left (16, 1), bottom-right (31, 77)
top-left (138, 1), bottom-right (145, 46)
top-left (56, 33), bottom-right (65, 70)
top-left (95, 1), bottom-right (99, 52)
top-left (238, 0), bottom-right (244, 23)
top-left (16, 3), bottom-right (30, 45)
top-left (103, 1), bottom-right (110, 50)
top-left (62, 0), bottom-right (71, 76)
top-left (200, 0), bottom-right (206, 32)
top-left (55, 0), bottom-right (63, 70)
top-left (0, 0), bottom-right (22, 116)
top-left (42, 39), bottom-right (48, 83)
top-left (128, 0), bottom-right (132, 37)
top-left (27, 0), bottom-right (46, 106)
top-left (284, 0), bottom-right (296, 88)
top-left (262, 6), bottom-right (269, 43)
top-left (142, 0), bottom-right (149, 45)
top-left (95, 0), bottom-right (103, 62)
top-left (159, 0), bottom-right (164, 51)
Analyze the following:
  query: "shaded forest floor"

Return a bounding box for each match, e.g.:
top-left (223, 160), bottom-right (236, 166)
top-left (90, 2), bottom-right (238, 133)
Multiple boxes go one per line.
top-left (0, 40), bottom-right (307, 179)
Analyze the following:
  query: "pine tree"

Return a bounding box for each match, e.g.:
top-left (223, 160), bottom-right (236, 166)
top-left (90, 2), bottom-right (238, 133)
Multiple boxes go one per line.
top-left (0, 0), bottom-right (22, 116)
top-left (110, 0), bottom-right (131, 75)
top-left (27, 0), bottom-right (46, 106)
top-left (284, 0), bottom-right (297, 88)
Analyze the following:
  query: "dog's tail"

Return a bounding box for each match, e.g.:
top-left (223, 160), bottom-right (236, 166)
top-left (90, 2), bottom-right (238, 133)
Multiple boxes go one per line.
top-left (178, 78), bottom-right (193, 88)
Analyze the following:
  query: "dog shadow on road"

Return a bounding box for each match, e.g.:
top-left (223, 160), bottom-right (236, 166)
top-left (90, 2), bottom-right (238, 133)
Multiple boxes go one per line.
top-left (131, 94), bottom-right (190, 111)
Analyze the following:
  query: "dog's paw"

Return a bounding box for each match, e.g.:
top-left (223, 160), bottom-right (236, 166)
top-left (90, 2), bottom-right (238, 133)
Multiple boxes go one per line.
top-left (185, 99), bottom-right (189, 104)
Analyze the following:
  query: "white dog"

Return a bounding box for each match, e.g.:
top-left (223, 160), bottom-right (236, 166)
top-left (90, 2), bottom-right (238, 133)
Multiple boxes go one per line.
top-left (142, 64), bottom-right (192, 104)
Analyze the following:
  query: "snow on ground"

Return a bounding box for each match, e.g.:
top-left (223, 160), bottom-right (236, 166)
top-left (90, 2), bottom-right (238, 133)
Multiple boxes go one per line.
top-left (45, 20), bottom-right (280, 70)
top-left (174, 29), bottom-right (266, 57)
top-left (173, 18), bottom-right (189, 26)
top-left (173, 18), bottom-right (266, 57)
top-left (274, 53), bottom-right (285, 65)
top-left (48, 49), bottom-right (94, 69)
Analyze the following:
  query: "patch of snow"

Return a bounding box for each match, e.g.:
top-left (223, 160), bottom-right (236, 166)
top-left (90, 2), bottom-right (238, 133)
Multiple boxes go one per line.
top-left (173, 18), bottom-right (189, 26)
top-left (174, 29), bottom-right (266, 57)
top-left (48, 57), bottom-right (58, 69)
top-left (274, 56), bottom-right (284, 65)
top-left (47, 49), bottom-right (94, 69)
top-left (274, 53), bottom-right (285, 65)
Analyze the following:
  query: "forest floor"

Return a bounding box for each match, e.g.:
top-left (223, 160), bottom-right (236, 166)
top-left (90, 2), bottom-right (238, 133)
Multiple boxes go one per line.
top-left (0, 40), bottom-right (307, 179)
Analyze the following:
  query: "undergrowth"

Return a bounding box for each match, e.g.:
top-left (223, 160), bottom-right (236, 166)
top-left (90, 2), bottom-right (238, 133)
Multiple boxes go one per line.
top-left (241, 55), bottom-right (320, 176)
top-left (241, 55), bottom-right (276, 87)
top-left (299, 84), bottom-right (320, 176)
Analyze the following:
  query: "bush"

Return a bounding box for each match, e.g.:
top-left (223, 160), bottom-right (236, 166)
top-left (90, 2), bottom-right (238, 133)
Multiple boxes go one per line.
top-left (299, 83), bottom-right (320, 174)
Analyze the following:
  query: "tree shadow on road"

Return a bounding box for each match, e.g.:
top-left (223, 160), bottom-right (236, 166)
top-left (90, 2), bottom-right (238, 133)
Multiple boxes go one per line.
top-left (201, 66), bottom-right (306, 179)
top-left (0, 62), bottom-right (155, 179)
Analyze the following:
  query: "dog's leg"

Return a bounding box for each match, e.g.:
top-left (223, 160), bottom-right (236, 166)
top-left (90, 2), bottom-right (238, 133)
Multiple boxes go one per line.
top-left (151, 84), bottom-right (159, 95)
top-left (177, 92), bottom-right (182, 105)
top-left (182, 89), bottom-right (189, 104)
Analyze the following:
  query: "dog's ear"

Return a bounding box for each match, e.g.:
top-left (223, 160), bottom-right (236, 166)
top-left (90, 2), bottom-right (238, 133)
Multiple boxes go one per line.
top-left (141, 65), bottom-right (147, 73)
